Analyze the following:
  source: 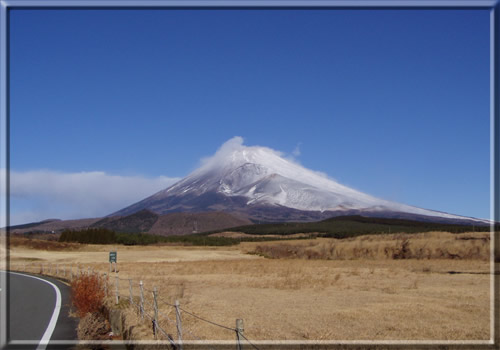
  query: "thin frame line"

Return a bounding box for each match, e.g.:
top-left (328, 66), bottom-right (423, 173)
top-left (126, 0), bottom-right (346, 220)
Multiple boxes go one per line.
top-left (0, 0), bottom-right (498, 8)
top-left (0, 1), bottom-right (497, 349)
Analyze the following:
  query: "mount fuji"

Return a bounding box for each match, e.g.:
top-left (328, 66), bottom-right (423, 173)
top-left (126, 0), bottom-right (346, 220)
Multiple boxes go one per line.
top-left (112, 137), bottom-right (488, 225)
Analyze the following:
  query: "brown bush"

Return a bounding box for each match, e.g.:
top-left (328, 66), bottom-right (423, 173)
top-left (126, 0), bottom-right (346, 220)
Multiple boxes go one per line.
top-left (77, 312), bottom-right (111, 342)
top-left (71, 274), bottom-right (106, 318)
top-left (251, 232), bottom-right (490, 261)
top-left (390, 239), bottom-right (411, 259)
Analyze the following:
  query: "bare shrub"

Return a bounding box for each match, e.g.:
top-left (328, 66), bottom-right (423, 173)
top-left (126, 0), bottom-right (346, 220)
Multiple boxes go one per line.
top-left (327, 241), bottom-right (336, 256)
top-left (77, 312), bottom-right (111, 343)
top-left (353, 245), bottom-right (373, 259)
top-left (71, 274), bottom-right (106, 318)
top-left (251, 231), bottom-right (490, 261)
top-left (412, 243), bottom-right (431, 259)
top-left (392, 239), bottom-right (411, 259)
top-left (334, 247), bottom-right (346, 259)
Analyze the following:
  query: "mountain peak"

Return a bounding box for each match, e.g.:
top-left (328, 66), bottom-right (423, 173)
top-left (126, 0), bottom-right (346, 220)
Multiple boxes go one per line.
top-left (111, 137), bottom-right (488, 224)
top-left (196, 136), bottom-right (285, 174)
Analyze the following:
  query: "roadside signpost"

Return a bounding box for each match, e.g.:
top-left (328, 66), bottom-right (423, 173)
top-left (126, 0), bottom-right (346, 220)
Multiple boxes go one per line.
top-left (109, 251), bottom-right (117, 273)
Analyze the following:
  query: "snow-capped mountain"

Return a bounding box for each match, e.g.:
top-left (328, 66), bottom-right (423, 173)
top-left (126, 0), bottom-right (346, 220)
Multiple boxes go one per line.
top-left (112, 137), bottom-right (488, 224)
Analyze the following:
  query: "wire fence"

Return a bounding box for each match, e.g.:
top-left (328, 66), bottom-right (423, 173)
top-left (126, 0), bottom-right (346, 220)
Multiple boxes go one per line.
top-left (9, 262), bottom-right (259, 349)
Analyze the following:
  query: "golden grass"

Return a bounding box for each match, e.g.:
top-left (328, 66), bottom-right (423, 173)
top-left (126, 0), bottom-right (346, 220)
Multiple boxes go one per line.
top-left (9, 236), bottom-right (82, 251)
top-left (8, 231), bottom-right (493, 341)
top-left (246, 231), bottom-right (490, 261)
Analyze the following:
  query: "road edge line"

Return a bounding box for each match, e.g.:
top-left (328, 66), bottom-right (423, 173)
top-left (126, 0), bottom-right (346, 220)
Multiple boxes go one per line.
top-left (7, 271), bottom-right (62, 350)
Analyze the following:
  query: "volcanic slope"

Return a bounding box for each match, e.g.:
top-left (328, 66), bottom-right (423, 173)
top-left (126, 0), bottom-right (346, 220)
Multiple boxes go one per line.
top-left (112, 137), bottom-right (488, 224)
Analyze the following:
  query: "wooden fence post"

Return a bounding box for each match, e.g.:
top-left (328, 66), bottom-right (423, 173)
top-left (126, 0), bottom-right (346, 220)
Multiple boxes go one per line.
top-left (236, 319), bottom-right (244, 350)
top-left (103, 273), bottom-right (107, 296)
top-left (129, 279), bottom-right (133, 305)
top-left (115, 273), bottom-right (119, 305)
top-left (153, 287), bottom-right (158, 339)
top-left (139, 280), bottom-right (144, 320)
top-left (175, 300), bottom-right (183, 350)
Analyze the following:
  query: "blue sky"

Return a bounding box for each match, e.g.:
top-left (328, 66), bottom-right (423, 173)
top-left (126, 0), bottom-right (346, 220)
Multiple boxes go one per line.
top-left (8, 8), bottom-right (491, 224)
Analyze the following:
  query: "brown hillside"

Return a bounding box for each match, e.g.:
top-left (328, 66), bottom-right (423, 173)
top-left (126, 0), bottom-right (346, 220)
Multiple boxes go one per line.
top-left (148, 211), bottom-right (251, 236)
top-left (10, 217), bottom-right (102, 234)
top-left (90, 209), bottom-right (159, 233)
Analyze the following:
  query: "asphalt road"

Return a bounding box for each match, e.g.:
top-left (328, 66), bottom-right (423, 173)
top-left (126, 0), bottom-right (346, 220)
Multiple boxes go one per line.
top-left (1, 271), bottom-right (78, 350)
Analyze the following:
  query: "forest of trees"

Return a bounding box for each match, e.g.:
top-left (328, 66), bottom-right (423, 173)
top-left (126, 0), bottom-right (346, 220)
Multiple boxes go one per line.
top-left (59, 228), bottom-right (116, 244)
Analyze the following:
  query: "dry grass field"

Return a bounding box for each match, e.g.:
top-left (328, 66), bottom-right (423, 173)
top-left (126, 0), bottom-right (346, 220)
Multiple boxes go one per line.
top-left (7, 231), bottom-right (493, 341)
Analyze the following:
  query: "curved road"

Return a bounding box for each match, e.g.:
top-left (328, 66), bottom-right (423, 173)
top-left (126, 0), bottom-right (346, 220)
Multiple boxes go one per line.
top-left (1, 271), bottom-right (78, 350)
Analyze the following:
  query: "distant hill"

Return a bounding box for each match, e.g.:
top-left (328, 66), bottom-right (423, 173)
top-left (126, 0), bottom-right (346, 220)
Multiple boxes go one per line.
top-left (8, 218), bottom-right (61, 231)
top-left (11, 210), bottom-right (252, 236)
top-left (9, 217), bottom-right (101, 234)
top-left (205, 215), bottom-right (493, 238)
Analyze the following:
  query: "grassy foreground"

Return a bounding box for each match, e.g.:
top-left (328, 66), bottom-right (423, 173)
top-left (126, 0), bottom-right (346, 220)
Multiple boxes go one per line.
top-left (7, 231), bottom-right (492, 341)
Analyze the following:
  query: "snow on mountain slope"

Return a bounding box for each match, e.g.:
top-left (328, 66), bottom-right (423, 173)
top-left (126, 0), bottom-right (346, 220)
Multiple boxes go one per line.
top-left (113, 137), bottom-right (489, 224)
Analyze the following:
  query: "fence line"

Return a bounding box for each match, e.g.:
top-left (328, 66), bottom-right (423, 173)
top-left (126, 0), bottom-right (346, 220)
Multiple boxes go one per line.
top-left (9, 262), bottom-right (258, 348)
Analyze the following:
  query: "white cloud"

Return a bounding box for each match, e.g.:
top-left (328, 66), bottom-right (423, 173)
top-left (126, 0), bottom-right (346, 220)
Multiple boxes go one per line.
top-left (200, 136), bottom-right (286, 169)
top-left (284, 142), bottom-right (304, 165)
top-left (292, 142), bottom-right (302, 157)
top-left (200, 136), bottom-right (245, 167)
top-left (6, 169), bottom-right (180, 225)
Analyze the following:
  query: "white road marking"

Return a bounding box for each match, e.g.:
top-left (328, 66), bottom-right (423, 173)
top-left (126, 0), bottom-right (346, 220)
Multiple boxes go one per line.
top-left (7, 271), bottom-right (61, 350)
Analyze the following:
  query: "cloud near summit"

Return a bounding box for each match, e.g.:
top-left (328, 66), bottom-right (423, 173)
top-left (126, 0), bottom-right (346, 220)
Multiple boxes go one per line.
top-left (8, 169), bottom-right (180, 225)
top-left (197, 136), bottom-right (334, 182)
top-left (200, 136), bottom-right (285, 168)
top-left (8, 137), bottom-right (321, 225)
